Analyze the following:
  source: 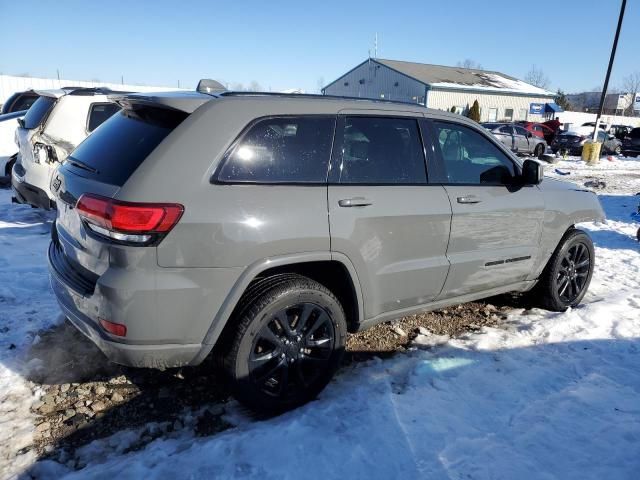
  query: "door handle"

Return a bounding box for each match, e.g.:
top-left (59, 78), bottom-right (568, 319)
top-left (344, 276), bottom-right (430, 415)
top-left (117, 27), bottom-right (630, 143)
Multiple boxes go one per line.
top-left (338, 197), bottom-right (372, 207)
top-left (457, 196), bottom-right (481, 204)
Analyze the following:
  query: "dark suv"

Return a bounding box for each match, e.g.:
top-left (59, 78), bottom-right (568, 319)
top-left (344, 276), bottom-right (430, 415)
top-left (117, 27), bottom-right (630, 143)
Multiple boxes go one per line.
top-left (48, 91), bottom-right (604, 411)
top-left (622, 128), bottom-right (640, 157)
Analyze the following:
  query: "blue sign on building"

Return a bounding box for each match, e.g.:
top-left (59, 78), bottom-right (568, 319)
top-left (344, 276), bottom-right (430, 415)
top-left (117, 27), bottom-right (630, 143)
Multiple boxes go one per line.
top-left (529, 103), bottom-right (544, 114)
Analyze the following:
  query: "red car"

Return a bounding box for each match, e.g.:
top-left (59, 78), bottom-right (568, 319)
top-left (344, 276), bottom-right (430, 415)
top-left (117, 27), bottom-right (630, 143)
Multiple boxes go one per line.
top-left (517, 122), bottom-right (555, 144)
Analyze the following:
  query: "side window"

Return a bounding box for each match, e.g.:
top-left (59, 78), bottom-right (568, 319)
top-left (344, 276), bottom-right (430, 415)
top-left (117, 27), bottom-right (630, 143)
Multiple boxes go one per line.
top-left (433, 121), bottom-right (516, 185)
top-left (87, 103), bottom-right (120, 132)
top-left (336, 116), bottom-right (426, 184)
top-left (498, 126), bottom-right (513, 134)
top-left (515, 126), bottom-right (529, 137)
top-left (218, 116), bottom-right (335, 183)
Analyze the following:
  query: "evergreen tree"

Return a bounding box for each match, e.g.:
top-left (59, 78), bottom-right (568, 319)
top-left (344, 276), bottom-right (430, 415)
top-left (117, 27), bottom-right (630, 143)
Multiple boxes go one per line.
top-left (467, 100), bottom-right (481, 122)
top-left (450, 106), bottom-right (457, 113)
top-left (555, 89), bottom-right (572, 111)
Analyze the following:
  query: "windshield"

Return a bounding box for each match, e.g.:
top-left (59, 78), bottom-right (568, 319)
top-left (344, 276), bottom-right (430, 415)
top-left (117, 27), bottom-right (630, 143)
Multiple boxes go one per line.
top-left (22, 96), bottom-right (56, 129)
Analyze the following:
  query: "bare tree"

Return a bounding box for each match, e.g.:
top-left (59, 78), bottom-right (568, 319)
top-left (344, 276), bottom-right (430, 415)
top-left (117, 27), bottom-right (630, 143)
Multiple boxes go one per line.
top-left (621, 72), bottom-right (640, 115)
top-left (456, 59), bottom-right (483, 70)
top-left (524, 65), bottom-right (550, 89)
top-left (248, 80), bottom-right (262, 92)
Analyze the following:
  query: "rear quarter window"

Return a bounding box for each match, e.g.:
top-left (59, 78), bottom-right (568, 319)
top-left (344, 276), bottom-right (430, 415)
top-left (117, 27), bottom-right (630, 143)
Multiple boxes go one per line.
top-left (67, 106), bottom-right (187, 186)
top-left (217, 116), bottom-right (335, 183)
top-left (630, 128), bottom-right (640, 139)
top-left (87, 103), bottom-right (120, 132)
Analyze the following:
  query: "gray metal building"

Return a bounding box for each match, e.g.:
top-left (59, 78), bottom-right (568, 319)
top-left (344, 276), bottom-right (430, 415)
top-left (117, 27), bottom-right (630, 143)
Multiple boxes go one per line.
top-left (323, 58), bottom-right (559, 122)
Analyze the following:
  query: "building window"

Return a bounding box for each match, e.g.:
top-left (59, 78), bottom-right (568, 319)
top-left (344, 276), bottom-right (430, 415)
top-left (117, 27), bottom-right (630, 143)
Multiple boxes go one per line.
top-left (504, 108), bottom-right (514, 121)
top-left (487, 108), bottom-right (498, 122)
top-left (518, 108), bottom-right (528, 121)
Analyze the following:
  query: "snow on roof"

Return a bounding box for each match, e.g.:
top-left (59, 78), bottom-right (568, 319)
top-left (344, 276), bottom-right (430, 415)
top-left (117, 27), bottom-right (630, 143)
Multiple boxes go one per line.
top-left (376, 58), bottom-right (555, 97)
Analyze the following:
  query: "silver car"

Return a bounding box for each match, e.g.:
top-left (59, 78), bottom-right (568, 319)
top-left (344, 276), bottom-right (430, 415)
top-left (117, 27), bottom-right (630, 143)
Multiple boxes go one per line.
top-left (48, 90), bottom-right (604, 412)
top-left (482, 122), bottom-right (547, 158)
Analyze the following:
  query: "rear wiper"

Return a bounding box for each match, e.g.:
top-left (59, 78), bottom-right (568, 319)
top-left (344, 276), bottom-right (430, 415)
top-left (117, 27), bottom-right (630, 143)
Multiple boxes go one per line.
top-left (66, 157), bottom-right (98, 174)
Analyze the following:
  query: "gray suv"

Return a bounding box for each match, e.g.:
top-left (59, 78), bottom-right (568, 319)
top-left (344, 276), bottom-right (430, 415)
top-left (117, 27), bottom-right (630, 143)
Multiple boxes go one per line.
top-left (48, 91), bottom-right (604, 411)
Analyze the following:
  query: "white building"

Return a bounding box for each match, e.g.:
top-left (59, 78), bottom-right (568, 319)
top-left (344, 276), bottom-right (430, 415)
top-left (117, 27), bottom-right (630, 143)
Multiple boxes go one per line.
top-left (323, 58), bottom-right (560, 123)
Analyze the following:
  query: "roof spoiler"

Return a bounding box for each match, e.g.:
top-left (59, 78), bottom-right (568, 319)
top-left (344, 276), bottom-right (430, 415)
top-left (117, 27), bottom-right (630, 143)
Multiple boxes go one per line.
top-left (196, 79), bottom-right (226, 94)
top-left (108, 91), bottom-right (212, 114)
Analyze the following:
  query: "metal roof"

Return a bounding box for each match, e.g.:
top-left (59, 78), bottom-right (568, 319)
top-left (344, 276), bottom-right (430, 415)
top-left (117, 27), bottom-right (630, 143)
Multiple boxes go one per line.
top-left (324, 58), bottom-right (556, 97)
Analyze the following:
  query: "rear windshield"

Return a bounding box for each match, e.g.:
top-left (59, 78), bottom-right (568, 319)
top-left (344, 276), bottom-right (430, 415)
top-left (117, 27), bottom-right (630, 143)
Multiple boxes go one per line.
top-left (12, 94), bottom-right (39, 112)
top-left (67, 106), bottom-right (187, 186)
top-left (630, 128), bottom-right (640, 139)
top-left (22, 96), bottom-right (56, 129)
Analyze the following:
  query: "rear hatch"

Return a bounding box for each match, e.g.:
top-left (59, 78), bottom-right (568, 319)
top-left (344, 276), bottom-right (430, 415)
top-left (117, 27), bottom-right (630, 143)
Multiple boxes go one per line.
top-left (14, 96), bottom-right (57, 173)
top-left (623, 128), bottom-right (640, 148)
top-left (51, 104), bottom-right (190, 290)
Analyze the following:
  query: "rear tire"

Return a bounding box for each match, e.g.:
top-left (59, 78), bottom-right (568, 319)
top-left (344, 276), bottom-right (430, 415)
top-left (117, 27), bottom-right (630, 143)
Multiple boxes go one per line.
top-left (530, 229), bottom-right (595, 312)
top-left (534, 143), bottom-right (545, 159)
top-left (222, 275), bottom-right (347, 413)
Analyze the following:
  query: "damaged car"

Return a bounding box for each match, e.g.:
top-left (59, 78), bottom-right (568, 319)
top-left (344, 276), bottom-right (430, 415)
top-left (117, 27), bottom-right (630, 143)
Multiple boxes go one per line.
top-left (12, 87), bottom-right (122, 209)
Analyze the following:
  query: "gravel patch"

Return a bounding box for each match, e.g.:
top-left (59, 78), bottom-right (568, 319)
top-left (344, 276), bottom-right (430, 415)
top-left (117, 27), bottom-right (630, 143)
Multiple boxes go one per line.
top-left (25, 297), bottom-right (516, 467)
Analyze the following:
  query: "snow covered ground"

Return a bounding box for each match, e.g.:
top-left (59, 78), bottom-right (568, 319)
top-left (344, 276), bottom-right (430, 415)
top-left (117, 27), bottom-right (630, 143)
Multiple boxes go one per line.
top-left (1, 156), bottom-right (639, 479)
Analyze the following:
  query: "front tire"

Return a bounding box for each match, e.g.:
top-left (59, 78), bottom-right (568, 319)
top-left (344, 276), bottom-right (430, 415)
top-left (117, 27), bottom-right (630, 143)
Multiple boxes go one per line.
top-left (531, 229), bottom-right (595, 311)
top-left (222, 275), bottom-right (347, 413)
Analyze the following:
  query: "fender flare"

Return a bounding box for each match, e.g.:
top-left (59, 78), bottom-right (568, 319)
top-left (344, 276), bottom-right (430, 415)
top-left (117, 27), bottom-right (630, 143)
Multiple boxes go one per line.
top-left (190, 251), bottom-right (364, 365)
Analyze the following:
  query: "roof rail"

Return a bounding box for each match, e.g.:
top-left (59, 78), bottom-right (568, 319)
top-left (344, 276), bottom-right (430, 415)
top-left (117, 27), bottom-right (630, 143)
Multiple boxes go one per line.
top-left (218, 91), bottom-right (425, 107)
top-left (67, 87), bottom-right (131, 96)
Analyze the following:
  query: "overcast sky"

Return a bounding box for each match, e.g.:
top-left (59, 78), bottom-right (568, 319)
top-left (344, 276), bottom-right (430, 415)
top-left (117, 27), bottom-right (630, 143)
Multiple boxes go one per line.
top-left (1, 0), bottom-right (637, 93)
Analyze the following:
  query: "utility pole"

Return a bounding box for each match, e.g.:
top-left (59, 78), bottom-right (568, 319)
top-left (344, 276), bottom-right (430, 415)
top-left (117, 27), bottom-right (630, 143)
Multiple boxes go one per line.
top-left (593, 0), bottom-right (626, 140)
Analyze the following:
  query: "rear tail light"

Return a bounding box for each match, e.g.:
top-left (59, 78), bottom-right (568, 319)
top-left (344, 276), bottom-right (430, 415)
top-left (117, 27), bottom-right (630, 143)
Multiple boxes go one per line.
top-left (76, 194), bottom-right (184, 245)
top-left (99, 318), bottom-right (127, 337)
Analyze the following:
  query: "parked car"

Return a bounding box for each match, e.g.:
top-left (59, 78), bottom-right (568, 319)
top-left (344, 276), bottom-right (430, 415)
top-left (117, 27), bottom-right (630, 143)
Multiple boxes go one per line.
top-left (516, 121), bottom-right (555, 144)
top-left (621, 127), bottom-right (640, 157)
top-left (481, 123), bottom-right (547, 158)
top-left (0, 110), bottom-right (26, 183)
top-left (1, 89), bottom-right (40, 114)
top-left (11, 88), bottom-right (121, 209)
top-left (609, 124), bottom-right (633, 141)
top-left (551, 130), bottom-right (622, 156)
top-left (49, 91), bottom-right (604, 412)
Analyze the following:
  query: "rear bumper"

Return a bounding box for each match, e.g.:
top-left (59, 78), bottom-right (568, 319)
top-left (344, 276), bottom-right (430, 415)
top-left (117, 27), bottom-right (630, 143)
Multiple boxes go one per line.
top-left (11, 169), bottom-right (55, 209)
top-left (621, 146), bottom-right (640, 157)
top-left (49, 256), bottom-right (204, 368)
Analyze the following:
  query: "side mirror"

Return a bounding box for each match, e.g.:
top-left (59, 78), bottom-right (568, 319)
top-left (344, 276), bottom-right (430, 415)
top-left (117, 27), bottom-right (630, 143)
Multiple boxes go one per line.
top-left (521, 159), bottom-right (543, 185)
top-left (527, 132), bottom-right (533, 138)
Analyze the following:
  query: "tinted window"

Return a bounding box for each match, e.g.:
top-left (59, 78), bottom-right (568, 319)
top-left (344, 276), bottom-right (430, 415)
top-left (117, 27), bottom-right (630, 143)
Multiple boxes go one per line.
top-left (433, 122), bottom-right (516, 185)
top-left (629, 128), bottom-right (640, 139)
top-left (87, 103), bottom-right (120, 132)
top-left (12, 94), bottom-right (39, 113)
top-left (336, 116), bottom-right (426, 184)
top-left (22, 96), bottom-right (56, 129)
top-left (514, 126), bottom-right (529, 136)
top-left (498, 126), bottom-right (512, 134)
top-left (67, 107), bottom-right (187, 186)
top-left (218, 117), bottom-right (334, 183)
